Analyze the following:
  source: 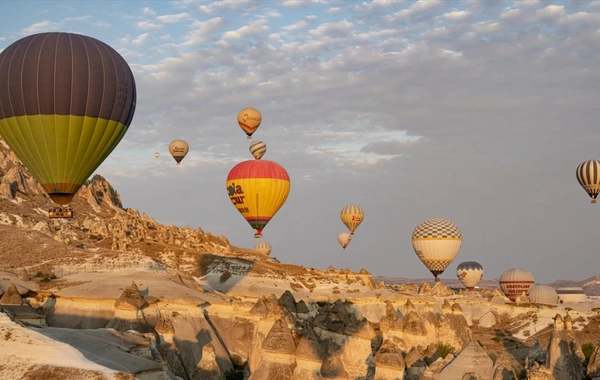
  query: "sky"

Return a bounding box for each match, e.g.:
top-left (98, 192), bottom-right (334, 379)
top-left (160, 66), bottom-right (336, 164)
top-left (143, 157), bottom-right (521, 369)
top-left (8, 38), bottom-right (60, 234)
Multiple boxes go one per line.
top-left (1, 0), bottom-right (600, 284)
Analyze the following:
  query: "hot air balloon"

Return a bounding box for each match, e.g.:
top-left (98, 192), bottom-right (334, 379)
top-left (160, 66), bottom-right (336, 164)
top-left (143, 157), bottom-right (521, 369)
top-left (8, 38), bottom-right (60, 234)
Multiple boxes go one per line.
top-left (529, 285), bottom-right (558, 304)
top-left (154, 152), bottom-right (160, 159)
top-left (411, 218), bottom-right (462, 282)
top-left (340, 205), bottom-right (364, 235)
top-left (237, 107), bottom-right (262, 139)
top-left (499, 268), bottom-right (535, 302)
top-left (456, 261), bottom-right (483, 290)
top-left (226, 159), bottom-right (290, 238)
top-left (337, 232), bottom-right (352, 249)
top-left (0, 32), bottom-right (136, 209)
top-left (576, 159), bottom-right (600, 203)
top-left (249, 140), bottom-right (267, 160)
top-left (169, 139), bottom-right (189, 165)
top-left (254, 241), bottom-right (272, 256)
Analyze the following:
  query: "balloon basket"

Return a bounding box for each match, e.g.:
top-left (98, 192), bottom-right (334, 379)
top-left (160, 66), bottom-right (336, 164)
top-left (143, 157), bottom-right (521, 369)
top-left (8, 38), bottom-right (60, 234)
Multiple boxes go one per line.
top-left (254, 232), bottom-right (263, 238)
top-left (434, 277), bottom-right (440, 283)
top-left (592, 199), bottom-right (597, 204)
top-left (49, 207), bottom-right (73, 219)
top-left (247, 136), bottom-right (252, 139)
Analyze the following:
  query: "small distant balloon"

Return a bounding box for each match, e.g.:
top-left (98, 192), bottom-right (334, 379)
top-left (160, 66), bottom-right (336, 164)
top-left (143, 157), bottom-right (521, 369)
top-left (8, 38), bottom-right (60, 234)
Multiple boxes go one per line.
top-left (154, 152), bottom-right (160, 159)
top-left (456, 261), bottom-right (483, 290)
top-left (169, 139), bottom-right (189, 166)
top-left (337, 232), bottom-right (352, 249)
top-left (576, 159), bottom-right (600, 203)
top-left (237, 107), bottom-right (262, 139)
top-left (249, 140), bottom-right (267, 160)
top-left (254, 241), bottom-right (272, 256)
top-left (340, 205), bottom-right (364, 235)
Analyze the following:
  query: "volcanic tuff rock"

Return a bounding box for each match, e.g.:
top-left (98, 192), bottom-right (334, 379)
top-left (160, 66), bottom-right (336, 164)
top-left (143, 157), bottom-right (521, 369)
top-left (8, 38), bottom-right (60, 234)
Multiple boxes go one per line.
top-left (193, 343), bottom-right (225, 380)
top-left (114, 281), bottom-right (148, 311)
top-left (0, 283), bottom-right (23, 305)
top-left (373, 339), bottom-right (405, 380)
top-left (493, 352), bottom-right (518, 380)
top-left (546, 329), bottom-right (585, 380)
top-left (437, 340), bottom-right (493, 379)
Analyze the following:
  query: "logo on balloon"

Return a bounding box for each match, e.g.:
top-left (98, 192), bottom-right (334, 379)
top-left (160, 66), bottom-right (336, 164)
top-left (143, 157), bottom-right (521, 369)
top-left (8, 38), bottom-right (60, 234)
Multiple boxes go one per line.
top-left (228, 183), bottom-right (248, 213)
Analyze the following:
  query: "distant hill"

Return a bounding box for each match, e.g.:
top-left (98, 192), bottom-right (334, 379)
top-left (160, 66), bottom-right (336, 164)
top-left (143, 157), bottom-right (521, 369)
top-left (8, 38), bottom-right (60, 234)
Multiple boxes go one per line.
top-left (374, 274), bottom-right (600, 296)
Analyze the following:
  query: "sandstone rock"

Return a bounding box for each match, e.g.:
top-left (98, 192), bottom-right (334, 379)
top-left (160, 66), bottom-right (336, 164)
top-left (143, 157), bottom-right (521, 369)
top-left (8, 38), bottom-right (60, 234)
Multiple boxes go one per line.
top-left (437, 341), bottom-right (492, 379)
top-left (280, 290), bottom-right (297, 314)
top-left (493, 352), bottom-right (518, 380)
top-left (546, 329), bottom-right (584, 380)
top-left (380, 300), bottom-right (403, 332)
top-left (155, 319), bottom-right (175, 335)
top-left (374, 339), bottom-right (406, 379)
top-left (528, 338), bottom-right (547, 365)
top-left (528, 362), bottom-right (556, 380)
top-left (0, 283), bottom-right (23, 305)
top-left (262, 318), bottom-right (296, 354)
top-left (295, 326), bottom-right (326, 362)
top-left (588, 344), bottom-right (600, 378)
top-left (403, 311), bottom-right (427, 336)
top-left (405, 346), bottom-right (426, 368)
top-left (114, 281), bottom-right (148, 311)
top-left (193, 343), bottom-right (225, 380)
top-left (321, 350), bottom-right (348, 379)
top-left (296, 300), bottom-right (310, 314)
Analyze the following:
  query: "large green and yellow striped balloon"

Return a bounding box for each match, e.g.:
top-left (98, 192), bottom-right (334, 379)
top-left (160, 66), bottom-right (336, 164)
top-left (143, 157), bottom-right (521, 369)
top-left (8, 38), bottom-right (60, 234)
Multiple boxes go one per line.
top-left (0, 32), bottom-right (136, 205)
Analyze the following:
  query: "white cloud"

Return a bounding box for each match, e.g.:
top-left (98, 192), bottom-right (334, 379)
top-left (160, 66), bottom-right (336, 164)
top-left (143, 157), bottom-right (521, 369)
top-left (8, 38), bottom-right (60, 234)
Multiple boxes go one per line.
top-left (156, 13), bottom-right (190, 23)
top-left (183, 17), bottom-right (223, 45)
top-left (283, 20), bottom-right (309, 31)
top-left (142, 7), bottom-right (156, 16)
top-left (136, 21), bottom-right (162, 30)
top-left (443, 10), bottom-right (471, 21)
top-left (223, 20), bottom-right (269, 40)
top-left (132, 32), bottom-right (149, 46)
top-left (500, 8), bottom-right (521, 21)
top-left (537, 4), bottom-right (565, 18)
top-left (21, 21), bottom-right (62, 35)
top-left (309, 20), bottom-right (354, 37)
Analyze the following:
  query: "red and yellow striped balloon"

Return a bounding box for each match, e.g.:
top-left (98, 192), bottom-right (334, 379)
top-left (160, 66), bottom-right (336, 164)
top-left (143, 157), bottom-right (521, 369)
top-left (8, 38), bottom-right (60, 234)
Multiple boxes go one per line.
top-left (226, 160), bottom-right (290, 238)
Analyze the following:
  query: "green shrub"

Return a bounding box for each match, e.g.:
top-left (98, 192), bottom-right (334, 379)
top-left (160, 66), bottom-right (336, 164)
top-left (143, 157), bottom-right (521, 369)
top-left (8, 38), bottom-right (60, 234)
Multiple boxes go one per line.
top-left (36, 271), bottom-right (43, 277)
top-left (436, 343), bottom-right (455, 357)
top-left (582, 342), bottom-right (596, 362)
top-left (492, 336), bottom-right (502, 342)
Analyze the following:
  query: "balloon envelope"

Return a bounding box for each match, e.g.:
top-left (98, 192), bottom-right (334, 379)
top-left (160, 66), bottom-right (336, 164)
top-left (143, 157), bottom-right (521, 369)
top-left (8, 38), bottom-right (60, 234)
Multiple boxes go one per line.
top-left (226, 160), bottom-right (290, 238)
top-left (411, 218), bottom-right (462, 281)
top-left (254, 241), bottom-right (272, 256)
top-left (169, 139), bottom-right (189, 165)
top-left (529, 285), bottom-right (558, 304)
top-left (456, 261), bottom-right (483, 290)
top-left (576, 159), bottom-right (600, 203)
top-left (499, 268), bottom-right (535, 302)
top-left (249, 140), bottom-right (267, 160)
top-left (0, 32), bottom-right (136, 205)
top-left (337, 232), bottom-right (352, 249)
top-left (340, 205), bottom-right (364, 234)
top-left (154, 152), bottom-right (160, 159)
top-left (237, 107), bottom-right (262, 139)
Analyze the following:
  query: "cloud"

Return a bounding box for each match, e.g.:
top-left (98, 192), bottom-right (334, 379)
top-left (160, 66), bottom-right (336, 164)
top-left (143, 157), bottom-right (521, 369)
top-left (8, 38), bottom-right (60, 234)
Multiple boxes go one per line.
top-left (223, 20), bottom-right (269, 40)
top-left (21, 21), bottom-right (62, 35)
top-left (182, 17), bottom-right (223, 45)
top-left (156, 13), bottom-right (190, 23)
top-left (443, 10), bottom-right (471, 21)
top-left (136, 21), bottom-right (162, 30)
top-left (142, 7), bottom-right (156, 16)
top-left (132, 32), bottom-right (149, 46)
top-left (283, 20), bottom-right (310, 31)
